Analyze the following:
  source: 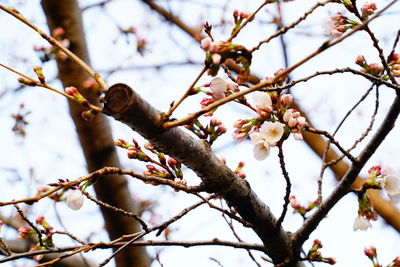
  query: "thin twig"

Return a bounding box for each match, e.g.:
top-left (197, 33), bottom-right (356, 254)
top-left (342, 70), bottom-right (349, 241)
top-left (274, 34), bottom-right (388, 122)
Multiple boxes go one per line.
top-left (0, 5), bottom-right (108, 91)
top-left (306, 127), bottom-right (358, 163)
top-left (0, 62), bottom-right (103, 112)
top-left (228, 0), bottom-right (269, 42)
top-left (167, 66), bottom-right (207, 117)
top-left (14, 204), bottom-right (44, 248)
top-left (275, 143), bottom-right (291, 228)
top-left (163, 1), bottom-right (397, 128)
top-left (82, 191), bottom-right (149, 231)
top-left (0, 239), bottom-right (266, 264)
top-left (250, 0), bottom-right (334, 52)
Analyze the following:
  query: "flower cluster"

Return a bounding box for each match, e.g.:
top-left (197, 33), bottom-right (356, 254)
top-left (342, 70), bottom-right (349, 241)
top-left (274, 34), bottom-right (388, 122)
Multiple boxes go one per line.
top-left (306, 239), bottom-right (336, 265)
top-left (323, 12), bottom-right (358, 38)
top-left (283, 109), bottom-right (306, 141)
top-left (18, 216), bottom-right (55, 261)
top-left (289, 195), bottom-right (319, 218)
top-left (232, 10), bottom-right (251, 35)
top-left (116, 139), bottom-right (185, 183)
top-left (233, 88), bottom-right (307, 160)
top-left (355, 55), bottom-right (384, 78)
top-left (185, 117), bottom-right (227, 145)
top-left (360, 2), bottom-right (377, 19)
top-left (364, 246), bottom-right (400, 267)
top-left (354, 165), bottom-right (400, 231)
top-left (388, 52), bottom-right (400, 77)
top-left (249, 121), bottom-right (284, 160)
top-left (353, 192), bottom-right (377, 231)
top-left (200, 37), bottom-right (252, 82)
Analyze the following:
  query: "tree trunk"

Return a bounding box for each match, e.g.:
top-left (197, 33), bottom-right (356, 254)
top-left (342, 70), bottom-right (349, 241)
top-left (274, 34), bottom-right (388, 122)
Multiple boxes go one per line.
top-left (40, 1), bottom-right (151, 266)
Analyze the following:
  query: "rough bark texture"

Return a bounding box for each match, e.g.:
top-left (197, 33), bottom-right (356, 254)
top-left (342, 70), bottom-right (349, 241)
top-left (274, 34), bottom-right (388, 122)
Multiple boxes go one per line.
top-left (103, 83), bottom-right (304, 266)
top-left (40, 1), bottom-right (151, 266)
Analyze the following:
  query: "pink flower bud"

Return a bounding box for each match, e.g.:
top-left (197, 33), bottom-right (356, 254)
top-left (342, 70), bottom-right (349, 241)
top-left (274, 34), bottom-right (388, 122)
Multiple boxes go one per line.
top-left (18, 226), bottom-right (33, 239)
top-left (36, 216), bottom-right (45, 224)
top-left (52, 27), bottom-right (65, 38)
top-left (168, 157), bottom-right (181, 169)
top-left (280, 94), bottom-right (293, 107)
top-left (355, 55), bottom-right (365, 65)
top-left (288, 117), bottom-right (297, 128)
top-left (296, 116), bottom-right (306, 128)
top-left (364, 246), bottom-right (377, 259)
top-left (283, 109), bottom-right (294, 122)
top-left (81, 110), bottom-right (96, 120)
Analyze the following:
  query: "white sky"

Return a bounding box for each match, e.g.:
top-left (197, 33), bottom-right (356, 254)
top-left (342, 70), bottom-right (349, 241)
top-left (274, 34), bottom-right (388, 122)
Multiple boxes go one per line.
top-left (0, 0), bottom-right (400, 266)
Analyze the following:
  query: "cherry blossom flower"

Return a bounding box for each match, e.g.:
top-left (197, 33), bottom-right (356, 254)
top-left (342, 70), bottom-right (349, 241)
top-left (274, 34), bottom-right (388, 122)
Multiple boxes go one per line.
top-left (380, 167), bottom-right (400, 203)
top-left (67, 189), bottom-right (84, 210)
top-left (252, 91), bottom-right (272, 117)
top-left (209, 77), bottom-right (227, 99)
top-left (250, 132), bottom-right (271, 161)
top-left (323, 12), bottom-right (355, 38)
top-left (353, 215), bottom-right (372, 231)
top-left (209, 77), bottom-right (238, 100)
top-left (249, 122), bottom-right (284, 160)
top-left (259, 121), bottom-right (284, 144)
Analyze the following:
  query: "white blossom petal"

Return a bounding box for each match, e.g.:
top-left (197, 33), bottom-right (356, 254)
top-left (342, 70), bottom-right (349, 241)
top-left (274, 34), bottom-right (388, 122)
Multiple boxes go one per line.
top-left (252, 92), bottom-right (272, 110)
top-left (353, 215), bottom-right (372, 231)
top-left (259, 122), bottom-right (284, 143)
top-left (253, 141), bottom-right (270, 161)
top-left (210, 77), bottom-right (227, 94)
top-left (249, 131), bottom-right (263, 144)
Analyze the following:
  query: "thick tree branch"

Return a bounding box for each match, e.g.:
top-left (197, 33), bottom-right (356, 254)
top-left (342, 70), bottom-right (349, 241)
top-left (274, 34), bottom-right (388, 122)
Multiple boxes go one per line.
top-left (139, 0), bottom-right (400, 234)
top-left (103, 83), bottom-right (299, 265)
top-left (293, 94), bottom-right (400, 251)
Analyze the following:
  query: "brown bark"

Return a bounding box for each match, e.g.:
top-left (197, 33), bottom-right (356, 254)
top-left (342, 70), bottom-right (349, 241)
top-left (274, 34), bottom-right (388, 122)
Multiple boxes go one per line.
top-left (40, 1), bottom-right (151, 266)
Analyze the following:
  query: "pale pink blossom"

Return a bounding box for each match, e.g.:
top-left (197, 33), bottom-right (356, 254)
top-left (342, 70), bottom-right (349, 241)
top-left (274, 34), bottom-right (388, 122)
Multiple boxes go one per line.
top-left (67, 189), bottom-right (84, 210)
top-left (200, 37), bottom-right (212, 50)
top-left (209, 77), bottom-right (227, 99)
top-left (250, 132), bottom-right (271, 161)
top-left (259, 122), bottom-right (284, 144)
top-left (209, 78), bottom-right (238, 100)
top-left (249, 122), bottom-right (284, 160)
top-left (252, 91), bottom-right (272, 111)
top-left (280, 94), bottom-right (293, 107)
top-left (381, 167), bottom-right (400, 203)
top-left (283, 109), bottom-right (300, 122)
top-left (353, 215), bottom-right (372, 231)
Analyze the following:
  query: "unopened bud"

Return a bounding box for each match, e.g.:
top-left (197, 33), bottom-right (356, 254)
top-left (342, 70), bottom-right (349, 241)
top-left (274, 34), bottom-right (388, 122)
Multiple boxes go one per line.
top-left (33, 66), bottom-right (45, 83)
top-left (18, 77), bottom-right (36, 86)
top-left (81, 109), bottom-right (97, 120)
